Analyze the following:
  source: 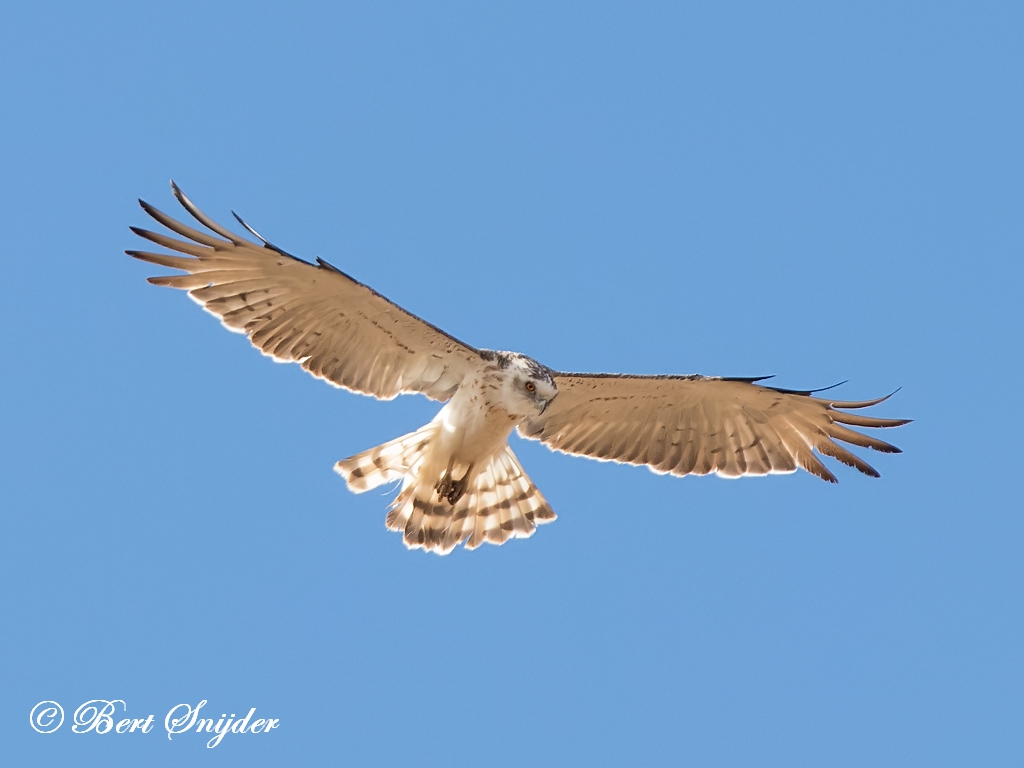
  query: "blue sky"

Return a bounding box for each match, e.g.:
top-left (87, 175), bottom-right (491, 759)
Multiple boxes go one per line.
top-left (1, 1), bottom-right (1021, 765)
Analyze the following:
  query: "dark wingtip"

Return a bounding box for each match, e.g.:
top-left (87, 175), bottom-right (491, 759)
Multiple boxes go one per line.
top-left (813, 380), bottom-right (849, 393)
top-left (769, 379), bottom-right (850, 396)
top-left (316, 256), bottom-right (343, 273)
top-left (827, 388), bottom-right (903, 409)
top-left (883, 418), bottom-right (913, 427)
top-left (169, 179), bottom-right (187, 206)
top-left (231, 210), bottom-right (262, 239)
top-left (231, 210), bottom-right (308, 262)
top-left (137, 198), bottom-right (162, 218)
top-left (873, 387), bottom-right (903, 403)
top-left (725, 374), bottom-right (775, 383)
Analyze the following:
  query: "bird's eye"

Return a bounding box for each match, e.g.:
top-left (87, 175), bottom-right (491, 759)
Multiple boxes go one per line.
top-left (525, 381), bottom-right (536, 392)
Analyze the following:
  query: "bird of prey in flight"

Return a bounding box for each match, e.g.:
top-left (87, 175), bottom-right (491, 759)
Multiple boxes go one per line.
top-left (128, 183), bottom-right (909, 554)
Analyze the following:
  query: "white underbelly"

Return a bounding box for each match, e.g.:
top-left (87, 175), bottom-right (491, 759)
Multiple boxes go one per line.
top-left (424, 379), bottom-right (521, 480)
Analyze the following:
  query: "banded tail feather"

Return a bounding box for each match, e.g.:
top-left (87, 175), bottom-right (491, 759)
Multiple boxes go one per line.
top-left (335, 433), bottom-right (556, 554)
top-left (334, 424), bottom-right (436, 493)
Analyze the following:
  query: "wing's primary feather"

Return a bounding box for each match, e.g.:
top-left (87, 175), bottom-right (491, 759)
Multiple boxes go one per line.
top-left (519, 373), bottom-right (909, 482)
top-left (127, 182), bottom-right (485, 402)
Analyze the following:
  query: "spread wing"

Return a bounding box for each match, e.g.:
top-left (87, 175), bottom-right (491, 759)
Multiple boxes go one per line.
top-left (127, 182), bottom-right (484, 401)
top-left (519, 373), bottom-right (909, 482)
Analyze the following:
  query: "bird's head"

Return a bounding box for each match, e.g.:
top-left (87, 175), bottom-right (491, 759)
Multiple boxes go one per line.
top-left (481, 350), bottom-right (558, 416)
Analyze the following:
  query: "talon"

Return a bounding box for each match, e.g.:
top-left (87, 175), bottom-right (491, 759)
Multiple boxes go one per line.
top-left (445, 463), bottom-right (474, 505)
top-left (435, 457), bottom-right (456, 501)
top-left (436, 459), bottom-right (473, 505)
top-left (446, 480), bottom-right (465, 505)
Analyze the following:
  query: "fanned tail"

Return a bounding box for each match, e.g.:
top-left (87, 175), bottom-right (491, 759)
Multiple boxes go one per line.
top-left (384, 445), bottom-right (556, 555)
top-left (334, 424), bottom-right (436, 493)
